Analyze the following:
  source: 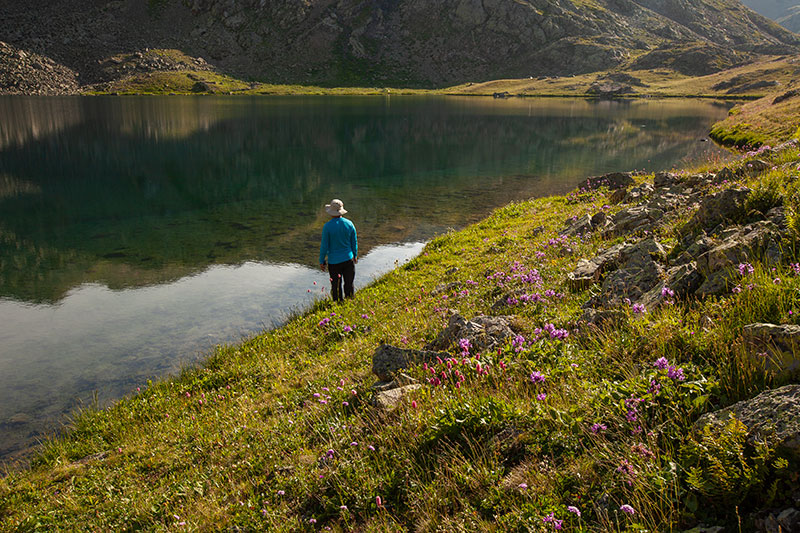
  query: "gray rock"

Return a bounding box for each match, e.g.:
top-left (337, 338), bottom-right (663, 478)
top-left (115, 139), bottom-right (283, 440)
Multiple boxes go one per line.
top-left (580, 172), bottom-right (636, 191)
top-left (755, 507), bottom-right (800, 533)
top-left (373, 384), bottom-right (422, 410)
top-left (695, 220), bottom-right (786, 296)
top-left (683, 187), bottom-right (750, 235)
top-left (743, 323), bottom-right (800, 380)
top-left (604, 205), bottom-right (664, 237)
top-left (562, 214), bottom-right (594, 236)
top-left (372, 344), bottom-right (446, 381)
top-left (654, 171), bottom-right (680, 189)
top-left (372, 373), bottom-right (418, 391)
top-left (695, 384), bottom-right (800, 460)
top-left (425, 312), bottom-right (516, 352)
top-left (567, 258), bottom-right (603, 290)
top-left (598, 248), bottom-right (664, 307)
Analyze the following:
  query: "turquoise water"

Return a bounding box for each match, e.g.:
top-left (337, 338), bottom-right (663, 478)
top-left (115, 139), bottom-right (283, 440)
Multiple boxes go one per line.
top-left (0, 95), bottom-right (732, 461)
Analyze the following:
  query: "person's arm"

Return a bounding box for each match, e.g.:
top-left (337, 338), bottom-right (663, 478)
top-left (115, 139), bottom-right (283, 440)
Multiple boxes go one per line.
top-left (351, 224), bottom-right (358, 264)
top-left (319, 225), bottom-right (329, 271)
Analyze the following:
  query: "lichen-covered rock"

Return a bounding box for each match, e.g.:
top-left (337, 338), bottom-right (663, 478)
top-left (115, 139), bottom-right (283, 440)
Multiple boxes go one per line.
top-left (373, 384), bottom-right (422, 410)
top-left (694, 384), bottom-right (800, 460)
top-left (372, 344), bottom-right (445, 381)
top-left (604, 205), bottom-right (664, 237)
top-left (425, 312), bottom-right (516, 352)
top-left (580, 172), bottom-right (636, 191)
top-left (598, 248), bottom-right (664, 307)
top-left (682, 187), bottom-right (751, 235)
top-left (743, 323), bottom-right (800, 380)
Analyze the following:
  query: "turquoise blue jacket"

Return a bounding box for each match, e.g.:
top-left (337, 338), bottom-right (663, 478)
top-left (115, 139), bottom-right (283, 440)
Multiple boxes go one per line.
top-left (319, 217), bottom-right (358, 265)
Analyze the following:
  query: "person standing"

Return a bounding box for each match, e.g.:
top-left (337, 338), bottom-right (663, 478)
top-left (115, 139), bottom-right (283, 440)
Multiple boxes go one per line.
top-left (319, 199), bottom-right (358, 302)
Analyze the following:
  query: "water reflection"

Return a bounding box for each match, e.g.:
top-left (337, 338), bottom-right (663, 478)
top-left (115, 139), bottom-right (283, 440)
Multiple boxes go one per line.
top-left (0, 95), bottom-right (732, 461)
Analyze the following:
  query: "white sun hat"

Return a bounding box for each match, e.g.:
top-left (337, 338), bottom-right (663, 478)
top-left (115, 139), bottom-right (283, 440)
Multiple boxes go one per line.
top-left (325, 199), bottom-right (348, 216)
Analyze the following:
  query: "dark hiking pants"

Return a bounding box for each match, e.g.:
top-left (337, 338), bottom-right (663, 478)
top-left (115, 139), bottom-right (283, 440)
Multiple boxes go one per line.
top-left (328, 259), bottom-right (355, 302)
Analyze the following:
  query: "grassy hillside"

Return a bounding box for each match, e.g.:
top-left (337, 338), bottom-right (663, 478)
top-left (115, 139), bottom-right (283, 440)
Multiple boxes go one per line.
top-left (2, 124), bottom-right (800, 529)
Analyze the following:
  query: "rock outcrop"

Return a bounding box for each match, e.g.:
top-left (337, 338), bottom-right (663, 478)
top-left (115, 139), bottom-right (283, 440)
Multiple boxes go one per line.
top-left (694, 385), bottom-right (800, 460)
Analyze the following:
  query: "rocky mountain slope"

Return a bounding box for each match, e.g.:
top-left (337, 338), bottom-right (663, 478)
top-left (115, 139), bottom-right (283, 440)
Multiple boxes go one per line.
top-left (1, 0), bottom-right (799, 92)
top-left (741, 0), bottom-right (800, 31)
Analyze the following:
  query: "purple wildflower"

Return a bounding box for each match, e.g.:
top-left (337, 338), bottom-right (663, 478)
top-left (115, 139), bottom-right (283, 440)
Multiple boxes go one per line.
top-left (631, 303), bottom-right (646, 314)
top-left (661, 286), bottom-right (675, 298)
top-left (619, 504), bottom-right (635, 515)
top-left (738, 262), bottom-right (754, 276)
top-left (667, 366), bottom-right (686, 381)
top-left (590, 423), bottom-right (607, 434)
top-left (530, 371), bottom-right (546, 384)
top-left (653, 357), bottom-right (669, 370)
top-left (567, 505), bottom-right (581, 517)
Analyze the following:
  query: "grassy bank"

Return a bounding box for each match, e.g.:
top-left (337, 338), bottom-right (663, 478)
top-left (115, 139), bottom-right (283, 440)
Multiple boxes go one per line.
top-left (88, 52), bottom-right (800, 101)
top-left (2, 127), bottom-right (800, 529)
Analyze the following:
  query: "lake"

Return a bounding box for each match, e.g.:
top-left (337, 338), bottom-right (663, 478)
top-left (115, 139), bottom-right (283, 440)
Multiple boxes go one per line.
top-left (0, 95), bottom-right (732, 463)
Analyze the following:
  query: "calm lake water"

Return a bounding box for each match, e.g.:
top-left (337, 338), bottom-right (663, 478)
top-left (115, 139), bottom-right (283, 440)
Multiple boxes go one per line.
top-left (0, 95), bottom-right (732, 462)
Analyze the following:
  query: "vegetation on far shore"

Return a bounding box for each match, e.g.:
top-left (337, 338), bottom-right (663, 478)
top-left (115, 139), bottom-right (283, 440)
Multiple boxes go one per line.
top-left (2, 105), bottom-right (800, 530)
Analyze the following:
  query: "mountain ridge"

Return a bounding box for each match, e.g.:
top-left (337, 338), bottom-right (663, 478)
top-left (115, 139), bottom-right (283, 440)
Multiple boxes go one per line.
top-left (0, 0), bottom-right (798, 92)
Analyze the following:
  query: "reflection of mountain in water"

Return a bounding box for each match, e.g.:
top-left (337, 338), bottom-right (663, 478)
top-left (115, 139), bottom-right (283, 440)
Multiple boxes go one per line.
top-left (0, 96), bottom-right (731, 303)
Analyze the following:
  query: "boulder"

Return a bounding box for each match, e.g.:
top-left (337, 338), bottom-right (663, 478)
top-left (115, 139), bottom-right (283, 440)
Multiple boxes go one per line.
top-left (694, 384), bottom-right (800, 460)
top-left (604, 205), bottom-right (664, 237)
top-left (580, 172), bottom-right (636, 191)
top-left (755, 508), bottom-right (800, 533)
top-left (598, 248), bottom-right (664, 307)
top-left (695, 220), bottom-right (787, 296)
top-left (425, 312), bottom-right (516, 352)
top-left (372, 344), bottom-right (446, 381)
top-left (373, 384), bottom-right (423, 410)
top-left (682, 187), bottom-right (750, 235)
top-left (654, 171), bottom-right (680, 189)
top-left (566, 242), bottom-right (629, 290)
top-left (743, 323), bottom-right (800, 380)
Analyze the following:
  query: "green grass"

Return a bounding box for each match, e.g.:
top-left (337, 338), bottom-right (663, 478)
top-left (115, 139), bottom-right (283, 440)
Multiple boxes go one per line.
top-left (2, 123), bottom-right (800, 530)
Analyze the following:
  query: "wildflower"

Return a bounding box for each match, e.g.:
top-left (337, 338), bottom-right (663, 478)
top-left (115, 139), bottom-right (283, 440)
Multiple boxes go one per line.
top-left (277, 490), bottom-right (285, 496)
top-left (661, 286), bottom-right (675, 298)
top-left (631, 303), bottom-right (646, 314)
top-left (738, 262), bottom-right (754, 276)
top-left (648, 379), bottom-right (662, 396)
top-left (732, 285), bottom-right (742, 293)
top-left (619, 504), bottom-right (635, 515)
top-left (459, 338), bottom-right (471, 355)
top-left (530, 371), bottom-right (546, 384)
top-left (626, 410), bottom-right (638, 422)
top-left (774, 277), bottom-right (782, 284)
top-left (340, 505), bottom-right (348, 511)
top-left (342, 401), bottom-right (349, 407)
top-left (376, 496), bottom-right (382, 507)
top-left (350, 441), bottom-right (358, 446)
top-left (631, 442), bottom-right (655, 459)
top-left (326, 449), bottom-right (335, 458)
top-left (411, 400), bottom-right (418, 409)
top-left (667, 365), bottom-right (686, 381)
top-left (653, 357), bottom-right (669, 370)
top-left (343, 325), bottom-right (353, 333)
top-left (309, 518), bottom-right (317, 524)
top-left (537, 393), bottom-right (547, 401)
top-left (368, 445), bottom-right (375, 451)
top-left (319, 317), bottom-right (331, 327)
top-left (519, 483), bottom-right (528, 490)
top-left (590, 423), bottom-right (607, 434)
top-left (567, 505), bottom-right (581, 517)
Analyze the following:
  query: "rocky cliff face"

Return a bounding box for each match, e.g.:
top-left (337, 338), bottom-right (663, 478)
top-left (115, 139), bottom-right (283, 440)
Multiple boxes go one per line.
top-left (1, 0), bottom-right (799, 91)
